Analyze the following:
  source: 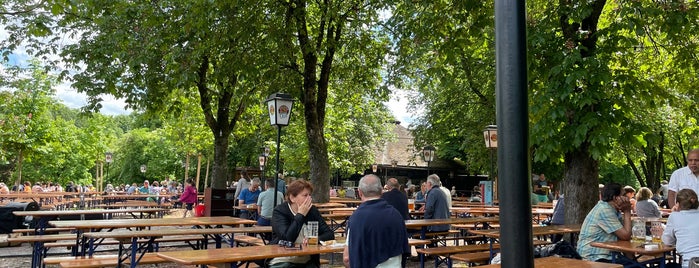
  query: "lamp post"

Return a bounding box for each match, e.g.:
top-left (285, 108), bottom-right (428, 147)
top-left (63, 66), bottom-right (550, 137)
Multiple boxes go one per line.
top-left (265, 93), bottom-right (295, 208)
top-left (258, 153), bottom-right (267, 180)
top-left (422, 145), bottom-right (436, 176)
top-left (105, 152), bottom-right (113, 188)
top-left (391, 160), bottom-right (398, 177)
top-left (483, 125), bottom-right (498, 205)
top-left (371, 164), bottom-right (378, 174)
top-left (140, 164), bottom-right (147, 179)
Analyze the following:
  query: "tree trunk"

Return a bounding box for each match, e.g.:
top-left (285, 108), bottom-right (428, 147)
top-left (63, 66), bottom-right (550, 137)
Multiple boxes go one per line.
top-left (563, 143), bottom-right (599, 224)
top-left (195, 153), bottom-right (202, 192)
top-left (211, 135), bottom-right (229, 189)
top-left (307, 124), bottom-right (330, 203)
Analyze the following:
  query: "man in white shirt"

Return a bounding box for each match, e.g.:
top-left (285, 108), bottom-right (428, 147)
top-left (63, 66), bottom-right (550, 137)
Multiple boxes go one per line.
top-left (668, 149), bottom-right (699, 208)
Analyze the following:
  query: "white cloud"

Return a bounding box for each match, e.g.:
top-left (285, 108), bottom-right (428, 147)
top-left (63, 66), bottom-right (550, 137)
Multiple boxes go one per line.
top-left (385, 89), bottom-right (416, 127)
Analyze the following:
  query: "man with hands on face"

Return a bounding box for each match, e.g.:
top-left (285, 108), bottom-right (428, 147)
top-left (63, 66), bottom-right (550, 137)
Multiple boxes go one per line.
top-left (577, 183), bottom-right (636, 265)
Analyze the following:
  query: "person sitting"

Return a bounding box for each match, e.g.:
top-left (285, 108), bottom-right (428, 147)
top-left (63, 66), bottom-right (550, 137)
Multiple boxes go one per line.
top-left (238, 178), bottom-right (261, 220)
top-left (577, 183), bottom-right (634, 265)
top-left (257, 179), bottom-right (283, 227)
top-left (381, 178), bottom-right (409, 220)
top-left (623, 185), bottom-right (637, 212)
top-left (345, 187), bottom-right (356, 199)
top-left (270, 179), bottom-right (334, 268)
top-left (0, 183), bottom-right (9, 194)
top-left (344, 174), bottom-right (409, 268)
top-left (662, 188), bottom-right (699, 268)
top-left (635, 187), bottom-right (661, 218)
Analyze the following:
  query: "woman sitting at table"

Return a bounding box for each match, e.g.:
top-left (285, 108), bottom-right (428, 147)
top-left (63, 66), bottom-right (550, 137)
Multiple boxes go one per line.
top-left (270, 179), bottom-right (334, 268)
top-left (635, 187), bottom-right (661, 218)
top-left (662, 188), bottom-right (699, 268)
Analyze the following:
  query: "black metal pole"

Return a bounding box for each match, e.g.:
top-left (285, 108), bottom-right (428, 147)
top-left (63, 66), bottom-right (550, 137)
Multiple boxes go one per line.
top-left (489, 148), bottom-right (495, 205)
top-left (273, 125), bottom-right (281, 208)
top-left (495, 0), bottom-right (532, 267)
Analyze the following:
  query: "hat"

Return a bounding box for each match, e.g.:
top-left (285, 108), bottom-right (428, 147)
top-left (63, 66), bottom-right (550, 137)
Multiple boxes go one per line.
top-left (661, 180), bottom-right (668, 184)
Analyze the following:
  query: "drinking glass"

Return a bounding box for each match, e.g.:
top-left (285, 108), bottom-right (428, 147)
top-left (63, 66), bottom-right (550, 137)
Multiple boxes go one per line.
top-left (305, 221), bottom-right (319, 245)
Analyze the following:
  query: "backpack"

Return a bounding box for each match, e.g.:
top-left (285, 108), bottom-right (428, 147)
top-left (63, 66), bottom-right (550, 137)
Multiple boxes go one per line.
top-left (534, 240), bottom-right (581, 259)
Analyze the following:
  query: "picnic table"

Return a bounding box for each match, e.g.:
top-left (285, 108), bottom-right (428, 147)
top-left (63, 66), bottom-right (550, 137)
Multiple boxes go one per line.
top-left (590, 240), bottom-right (676, 268)
top-left (157, 244), bottom-right (345, 267)
top-left (50, 216), bottom-right (256, 257)
top-left (477, 256), bottom-right (621, 268)
top-left (470, 224), bottom-right (582, 261)
top-left (82, 226), bottom-right (273, 267)
top-left (14, 208), bottom-right (168, 233)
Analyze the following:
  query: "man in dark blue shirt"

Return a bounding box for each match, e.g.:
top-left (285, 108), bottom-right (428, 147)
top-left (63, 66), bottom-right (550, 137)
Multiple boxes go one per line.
top-left (344, 174), bottom-right (409, 268)
top-left (381, 177), bottom-right (409, 220)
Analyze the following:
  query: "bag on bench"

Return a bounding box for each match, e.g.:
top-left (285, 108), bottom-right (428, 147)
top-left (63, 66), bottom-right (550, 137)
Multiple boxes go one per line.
top-left (534, 240), bottom-right (581, 259)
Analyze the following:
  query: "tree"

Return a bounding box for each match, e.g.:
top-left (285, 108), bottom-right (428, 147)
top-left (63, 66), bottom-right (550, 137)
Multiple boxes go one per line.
top-left (1, 0), bottom-right (281, 189)
top-left (278, 0), bottom-right (393, 201)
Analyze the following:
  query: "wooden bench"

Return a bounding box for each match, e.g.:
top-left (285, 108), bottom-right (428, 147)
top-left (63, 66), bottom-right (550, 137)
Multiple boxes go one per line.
top-left (233, 235), bottom-right (266, 246)
top-left (7, 233), bottom-right (76, 244)
top-left (13, 227), bottom-right (74, 234)
top-left (450, 251), bottom-right (491, 266)
top-left (417, 240), bottom-right (551, 267)
top-left (58, 252), bottom-right (167, 268)
top-left (44, 255), bottom-right (119, 265)
top-left (413, 229), bottom-right (464, 246)
top-left (45, 235), bottom-right (208, 249)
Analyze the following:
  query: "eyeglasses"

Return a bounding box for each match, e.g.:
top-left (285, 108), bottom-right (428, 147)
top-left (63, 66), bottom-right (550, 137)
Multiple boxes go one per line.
top-left (278, 240), bottom-right (302, 249)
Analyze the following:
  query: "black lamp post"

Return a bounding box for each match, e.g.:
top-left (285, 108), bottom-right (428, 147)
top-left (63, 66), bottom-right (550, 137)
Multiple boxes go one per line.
top-left (258, 152), bottom-right (267, 180)
top-left (265, 93), bottom-right (295, 208)
top-left (105, 152), bottom-right (113, 188)
top-left (483, 125), bottom-right (498, 205)
top-left (422, 145), bottom-right (436, 176)
top-left (140, 164), bottom-right (147, 179)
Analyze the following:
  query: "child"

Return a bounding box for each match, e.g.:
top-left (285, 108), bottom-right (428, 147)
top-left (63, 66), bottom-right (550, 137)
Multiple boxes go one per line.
top-left (179, 179), bottom-right (197, 218)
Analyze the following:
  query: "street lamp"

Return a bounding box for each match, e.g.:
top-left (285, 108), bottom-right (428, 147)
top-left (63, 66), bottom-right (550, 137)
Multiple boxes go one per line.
top-left (258, 153), bottom-right (267, 180)
top-left (371, 164), bottom-right (378, 174)
top-left (483, 125), bottom-right (498, 205)
top-left (422, 145), bottom-right (436, 175)
top-left (391, 160), bottom-right (398, 177)
top-left (265, 92), bottom-right (295, 208)
top-left (105, 152), bottom-right (113, 188)
top-left (140, 164), bottom-right (147, 178)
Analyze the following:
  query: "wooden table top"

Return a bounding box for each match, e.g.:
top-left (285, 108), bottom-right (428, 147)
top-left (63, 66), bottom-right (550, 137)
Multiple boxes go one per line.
top-left (100, 194), bottom-right (176, 199)
top-left (83, 226), bottom-right (272, 239)
top-left (469, 224), bottom-right (582, 238)
top-left (13, 208), bottom-right (167, 217)
top-left (590, 240), bottom-right (675, 255)
top-left (317, 207), bottom-right (356, 213)
top-left (156, 244), bottom-right (344, 265)
top-left (477, 256), bottom-right (621, 268)
top-left (312, 202), bottom-right (347, 208)
top-left (450, 207), bottom-right (554, 215)
top-left (328, 198), bottom-right (362, 204)
top-left (405, 217), bottom-right (499, 228)
top-left (49, 216), bottom-right (255, 229)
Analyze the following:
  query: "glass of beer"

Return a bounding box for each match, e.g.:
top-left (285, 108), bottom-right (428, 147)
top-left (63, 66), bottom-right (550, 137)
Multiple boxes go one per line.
top-left (305, 221), bottom-right (319, 245)
top-left (408, 199), bottom-right (415, 211)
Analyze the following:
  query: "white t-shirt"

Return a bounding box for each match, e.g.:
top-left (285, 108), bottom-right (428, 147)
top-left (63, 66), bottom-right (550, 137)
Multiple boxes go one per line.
top-left (668, 166), bottom-right (699, 199)
top-left (662, 209), bottom-right (699, 268)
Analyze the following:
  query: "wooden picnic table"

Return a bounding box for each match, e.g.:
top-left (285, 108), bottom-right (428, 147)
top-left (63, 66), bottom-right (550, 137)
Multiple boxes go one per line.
top-left (82, 226), bottom-right (273, 267)
top-left (312, 202), bottom-right (347, 208)
top-left (50, 216), bottom-right (256, 257)
top-left (477, 256), bottom-right (621, 268)
top-left (468, 223), bottom-right (582, 238)
top-left (590, 240), bottom-right (675, 268)
top-left (469, 223), bottom-right (582, 262)
top-left (157, 244), bottom-right (345, 267)
top-left (14, 208), bottom-right (168, 233)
